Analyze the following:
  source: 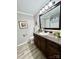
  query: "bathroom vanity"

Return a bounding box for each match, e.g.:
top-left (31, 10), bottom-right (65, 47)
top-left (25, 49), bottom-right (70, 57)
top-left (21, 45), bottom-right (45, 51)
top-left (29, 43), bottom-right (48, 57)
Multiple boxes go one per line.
top-left (34, 33), bottom-right (61, 59)
top-left (34, 1), bottom-right (61, 59)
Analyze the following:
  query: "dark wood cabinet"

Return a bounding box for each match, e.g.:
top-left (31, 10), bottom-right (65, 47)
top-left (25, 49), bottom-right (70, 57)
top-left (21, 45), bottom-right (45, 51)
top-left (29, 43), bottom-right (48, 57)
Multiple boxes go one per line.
top-left (34, 33), bottom-right (61, 59)
top-left (34, 34), bottom-right (46, 54)
top-left (46, 40), bottom-right (61, 59)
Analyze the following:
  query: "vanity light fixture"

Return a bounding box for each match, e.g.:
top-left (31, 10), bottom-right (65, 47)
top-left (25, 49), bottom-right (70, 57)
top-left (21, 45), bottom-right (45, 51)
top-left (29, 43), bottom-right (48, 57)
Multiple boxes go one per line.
top-left (39, 0), bottom-right (55, 15)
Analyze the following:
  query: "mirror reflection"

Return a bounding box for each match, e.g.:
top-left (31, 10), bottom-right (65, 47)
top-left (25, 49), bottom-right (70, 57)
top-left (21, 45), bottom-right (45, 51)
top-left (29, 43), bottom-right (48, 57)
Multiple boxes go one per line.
top-left (40, 4), bottom-right (60, 29)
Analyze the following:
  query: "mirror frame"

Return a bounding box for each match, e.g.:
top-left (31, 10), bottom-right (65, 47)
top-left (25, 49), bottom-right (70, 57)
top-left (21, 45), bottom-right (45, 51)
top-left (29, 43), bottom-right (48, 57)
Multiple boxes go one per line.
top-left (39, 1), bottom-right (61, 30)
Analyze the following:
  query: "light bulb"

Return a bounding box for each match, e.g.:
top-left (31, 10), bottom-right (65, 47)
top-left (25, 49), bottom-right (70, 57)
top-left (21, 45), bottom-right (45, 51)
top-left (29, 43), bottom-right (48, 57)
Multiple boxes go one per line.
top-left (42, 8), bottom-right (45, 12)
top-left (45, 5), bottom-right (48, 10)
top-left (48, 2), bottom-right (52, 7)
top-left (39, 10), bottom-right (42, 14)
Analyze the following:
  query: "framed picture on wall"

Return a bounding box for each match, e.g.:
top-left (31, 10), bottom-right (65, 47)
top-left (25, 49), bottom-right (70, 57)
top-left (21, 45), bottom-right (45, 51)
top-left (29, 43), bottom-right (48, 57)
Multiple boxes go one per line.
top-left (18, 21), bottom-right (28, 29)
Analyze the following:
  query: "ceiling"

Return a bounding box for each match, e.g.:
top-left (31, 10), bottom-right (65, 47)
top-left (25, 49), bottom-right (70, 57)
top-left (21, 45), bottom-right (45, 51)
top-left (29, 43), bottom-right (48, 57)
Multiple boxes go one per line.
top-left (17, 0), bottom-right (50, 16)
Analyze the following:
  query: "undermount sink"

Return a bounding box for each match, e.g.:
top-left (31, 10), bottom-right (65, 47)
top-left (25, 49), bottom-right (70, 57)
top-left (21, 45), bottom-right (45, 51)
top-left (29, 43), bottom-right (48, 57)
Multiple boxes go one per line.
top-left (39, 32), bottom-right (49, 35)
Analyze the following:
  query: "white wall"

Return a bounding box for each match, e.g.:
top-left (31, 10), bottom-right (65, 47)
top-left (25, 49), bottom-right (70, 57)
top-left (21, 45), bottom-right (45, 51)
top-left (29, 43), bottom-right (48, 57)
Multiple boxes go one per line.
top-left (33, 13), bottom-right (40, 32)
top-left (17, 13), bottom-right (34, 45)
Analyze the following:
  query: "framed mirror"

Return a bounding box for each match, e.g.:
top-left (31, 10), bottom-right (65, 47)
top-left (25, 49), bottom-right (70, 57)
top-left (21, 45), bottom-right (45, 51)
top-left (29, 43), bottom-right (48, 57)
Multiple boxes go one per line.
top-left (39, 1), bottom-right (61, 30)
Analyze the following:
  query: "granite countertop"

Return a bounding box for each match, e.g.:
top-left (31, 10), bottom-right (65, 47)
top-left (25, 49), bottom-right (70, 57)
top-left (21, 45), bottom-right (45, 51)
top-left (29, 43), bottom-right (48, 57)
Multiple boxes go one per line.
top-left (35, 32), bottom-right (61, 45)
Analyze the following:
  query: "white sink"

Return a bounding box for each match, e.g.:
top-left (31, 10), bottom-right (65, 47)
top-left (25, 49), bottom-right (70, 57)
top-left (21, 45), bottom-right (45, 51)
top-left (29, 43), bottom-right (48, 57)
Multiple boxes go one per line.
top-left (39, 32), bottom-right (49, 35)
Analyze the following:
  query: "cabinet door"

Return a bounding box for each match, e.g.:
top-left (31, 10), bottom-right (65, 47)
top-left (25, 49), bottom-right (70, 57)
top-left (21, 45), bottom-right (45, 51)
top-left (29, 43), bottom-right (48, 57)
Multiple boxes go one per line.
top-left (34, 34), bottom-right (46, 55)
top-left (46, 40), bottom-right (61, 59)
top-left (34, 35), bottom-right (41, 49)
top-left (40, 37), bottom-right (46, 54)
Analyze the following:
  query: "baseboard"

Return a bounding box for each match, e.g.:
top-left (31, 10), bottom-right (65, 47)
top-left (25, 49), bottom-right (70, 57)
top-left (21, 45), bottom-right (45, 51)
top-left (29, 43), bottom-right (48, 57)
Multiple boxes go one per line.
top-left (17, 40), bottom-right (30, 47)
